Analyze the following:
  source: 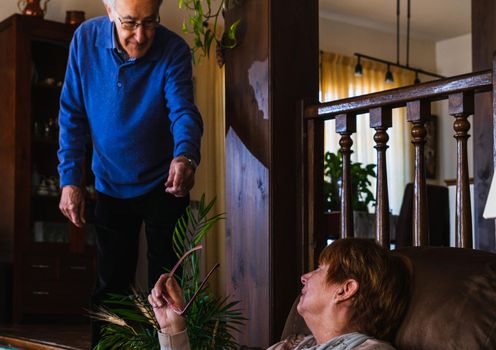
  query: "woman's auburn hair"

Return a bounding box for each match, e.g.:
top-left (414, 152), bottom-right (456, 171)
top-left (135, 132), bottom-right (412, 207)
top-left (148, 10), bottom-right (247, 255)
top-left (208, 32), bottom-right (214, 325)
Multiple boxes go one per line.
top-left (319, 238), bottom-right (411, 341)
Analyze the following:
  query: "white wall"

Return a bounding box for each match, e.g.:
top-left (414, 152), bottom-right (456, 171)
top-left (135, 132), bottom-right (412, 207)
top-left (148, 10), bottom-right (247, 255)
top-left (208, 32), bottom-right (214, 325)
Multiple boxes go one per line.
top-left (319, 15), bottom-right (437, 73)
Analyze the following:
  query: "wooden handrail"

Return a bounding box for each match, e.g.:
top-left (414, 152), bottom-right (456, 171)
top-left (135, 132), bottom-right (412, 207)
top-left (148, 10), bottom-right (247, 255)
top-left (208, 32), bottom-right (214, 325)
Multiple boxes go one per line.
top-left (303, 70), bottom-right (492, 119)
top-left (301, 67), bottom-right (494, 266)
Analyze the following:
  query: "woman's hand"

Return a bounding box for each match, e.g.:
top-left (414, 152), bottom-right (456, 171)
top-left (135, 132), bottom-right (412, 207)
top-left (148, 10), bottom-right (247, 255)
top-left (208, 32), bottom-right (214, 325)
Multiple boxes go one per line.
top-left (148, 274), bottom-right (186, 334)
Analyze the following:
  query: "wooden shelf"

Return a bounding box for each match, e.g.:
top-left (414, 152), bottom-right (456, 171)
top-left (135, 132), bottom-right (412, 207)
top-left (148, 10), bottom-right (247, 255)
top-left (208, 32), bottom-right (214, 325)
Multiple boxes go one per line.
top-left (32, 136), bottom-right (58, 145)
top-left (0, 15), bottom-right (95, 322)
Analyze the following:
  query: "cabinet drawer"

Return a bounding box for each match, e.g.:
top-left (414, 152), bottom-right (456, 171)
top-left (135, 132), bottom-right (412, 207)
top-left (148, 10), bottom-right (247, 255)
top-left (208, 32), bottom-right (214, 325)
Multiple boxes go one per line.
top-left (60, 256), bottom-right (94, 282)
top-left (23, 284), bottom-right (60, 312)
top-left (23, 284), bottom-right (89, 314)
top-left (24, 255), bottom-right (58, 285)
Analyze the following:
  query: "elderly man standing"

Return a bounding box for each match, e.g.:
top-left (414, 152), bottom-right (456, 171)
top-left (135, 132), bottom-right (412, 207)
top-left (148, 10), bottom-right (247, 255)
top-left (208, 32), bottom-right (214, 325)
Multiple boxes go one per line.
top-left (57, 0), bottom-right (202, 345)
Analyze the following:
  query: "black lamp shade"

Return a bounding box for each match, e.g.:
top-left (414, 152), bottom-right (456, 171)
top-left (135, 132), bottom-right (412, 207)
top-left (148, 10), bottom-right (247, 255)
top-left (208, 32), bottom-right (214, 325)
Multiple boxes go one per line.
top-left (385, 70), bottom-right (394, 83)
top-left (354, 62), bottom-right (363, 76)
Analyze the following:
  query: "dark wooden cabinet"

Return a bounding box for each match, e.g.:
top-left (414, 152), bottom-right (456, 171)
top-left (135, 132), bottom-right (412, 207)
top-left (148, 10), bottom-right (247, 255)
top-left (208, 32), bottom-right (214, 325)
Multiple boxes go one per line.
top-left (0, 14), bottom-right (96, 322)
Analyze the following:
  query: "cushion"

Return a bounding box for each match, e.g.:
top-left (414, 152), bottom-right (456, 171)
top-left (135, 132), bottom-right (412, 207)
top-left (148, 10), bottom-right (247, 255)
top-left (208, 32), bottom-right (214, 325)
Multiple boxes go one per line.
top-left (394, 246), bottom-right (496, 349)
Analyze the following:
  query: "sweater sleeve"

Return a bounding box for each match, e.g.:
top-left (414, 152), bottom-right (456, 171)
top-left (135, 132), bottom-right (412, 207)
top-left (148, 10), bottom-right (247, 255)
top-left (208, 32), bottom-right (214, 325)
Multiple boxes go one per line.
top-left (158, 330), bottom-right (191, 350)
top-left (163, 40), bottom-right (203, 165)
top-left (57, 28), bottom-right (89, 188)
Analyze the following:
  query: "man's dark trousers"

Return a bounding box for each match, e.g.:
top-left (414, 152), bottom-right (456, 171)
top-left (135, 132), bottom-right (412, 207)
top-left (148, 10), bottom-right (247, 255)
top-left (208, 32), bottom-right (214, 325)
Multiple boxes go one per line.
top-left (90, 185), bottom-right (189, 347)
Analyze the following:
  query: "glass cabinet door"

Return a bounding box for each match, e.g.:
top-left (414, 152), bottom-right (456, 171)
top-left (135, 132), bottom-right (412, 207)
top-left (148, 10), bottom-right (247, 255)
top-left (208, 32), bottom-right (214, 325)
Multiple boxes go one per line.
top-left (30, 38), bottom-right (96, 247)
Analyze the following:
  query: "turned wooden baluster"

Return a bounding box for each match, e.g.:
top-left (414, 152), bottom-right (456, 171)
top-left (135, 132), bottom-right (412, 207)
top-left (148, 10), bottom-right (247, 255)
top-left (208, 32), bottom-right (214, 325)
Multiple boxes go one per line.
top-left (448, 92), bottom-right (474, 248)
top-left (336, 113), bottom-right (356, 238)
top-left (407, 100), bottom-right (430, 246)
top-left (370, 107), bottom-right (392, 248)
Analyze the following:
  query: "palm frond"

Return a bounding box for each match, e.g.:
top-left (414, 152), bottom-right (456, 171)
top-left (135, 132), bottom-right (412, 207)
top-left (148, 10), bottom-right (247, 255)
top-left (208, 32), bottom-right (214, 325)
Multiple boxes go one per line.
top-left (91, 195), bottom-right (246, 350)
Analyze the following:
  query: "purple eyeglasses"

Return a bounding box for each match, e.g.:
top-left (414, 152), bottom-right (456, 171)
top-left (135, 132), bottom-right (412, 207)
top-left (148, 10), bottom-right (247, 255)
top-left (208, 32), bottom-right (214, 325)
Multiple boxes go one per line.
top-left (162, 244), bottom-right (219, 316)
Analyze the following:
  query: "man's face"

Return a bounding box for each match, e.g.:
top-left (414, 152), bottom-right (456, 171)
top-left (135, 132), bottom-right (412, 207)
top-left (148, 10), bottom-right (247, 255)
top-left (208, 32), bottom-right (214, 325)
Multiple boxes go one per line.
top-left (106, 0), bottom-right (159, 59)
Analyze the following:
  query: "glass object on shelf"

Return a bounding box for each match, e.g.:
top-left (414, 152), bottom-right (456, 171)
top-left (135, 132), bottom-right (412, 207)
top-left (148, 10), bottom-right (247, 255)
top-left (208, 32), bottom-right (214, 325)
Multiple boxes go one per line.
top-left (33, 120), bottom-right (41, 137)
top-left (86, 224), bottom-right (96, 245)
top-left (36, 178), bottom-right (49, 196)
top-left (33, 221), bottom-right (43, 242)
top-left (32, 221), bottom-right (69, 243)
top-left (43, 117), bottom-right (58, 138)
top-left (31, 61), bottom-right (39, 84)
top-left (46, 176), bottom-right (60, 197)
top-left (34, 176), bottom-right (60, 197)
top-left (31, 164), bottom-right (40, 192)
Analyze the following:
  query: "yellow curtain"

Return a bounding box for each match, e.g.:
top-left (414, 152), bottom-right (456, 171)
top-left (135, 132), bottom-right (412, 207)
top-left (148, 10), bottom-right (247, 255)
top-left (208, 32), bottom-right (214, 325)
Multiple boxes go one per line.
top-left (320, 51), bottom-right (414, 214)
top-left (190, 54), bottom-right (226, 295)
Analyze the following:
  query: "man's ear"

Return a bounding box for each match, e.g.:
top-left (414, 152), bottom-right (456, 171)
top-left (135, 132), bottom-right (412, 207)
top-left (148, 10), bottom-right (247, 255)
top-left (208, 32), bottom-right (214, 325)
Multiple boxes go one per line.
top-left (334, 279), bottom-right (359, 303)
top-left (104, 4), bottom-right (115, 22)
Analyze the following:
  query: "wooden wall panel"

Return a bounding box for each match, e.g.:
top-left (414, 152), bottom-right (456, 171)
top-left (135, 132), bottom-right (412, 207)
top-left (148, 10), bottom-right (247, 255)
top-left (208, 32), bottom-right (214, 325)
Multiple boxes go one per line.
top-left (224, 0), bottom-right (319, 346)
top-left (472, 0), bottom-right (496, 252)
top-left (269, 0), bottom-right (319, 342)
top-left (225, 129), bottom-right (270, 346)
top-left (224, 0), bottom-right (270, 345)
top-left (0, 17), bottom-right (16, 264)
top-left (224, 0), bottom-right (269, 167)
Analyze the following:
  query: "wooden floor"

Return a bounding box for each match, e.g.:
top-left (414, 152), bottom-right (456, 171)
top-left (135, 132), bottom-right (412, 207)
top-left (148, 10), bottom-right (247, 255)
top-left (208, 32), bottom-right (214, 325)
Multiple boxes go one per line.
top-left (0, 324), bottom-right (90, 350)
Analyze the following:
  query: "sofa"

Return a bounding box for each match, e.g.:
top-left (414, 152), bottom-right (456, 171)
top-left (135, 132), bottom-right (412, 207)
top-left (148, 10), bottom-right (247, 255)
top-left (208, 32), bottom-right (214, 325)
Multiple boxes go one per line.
top-left (281, 246), bottom-right (496, 349)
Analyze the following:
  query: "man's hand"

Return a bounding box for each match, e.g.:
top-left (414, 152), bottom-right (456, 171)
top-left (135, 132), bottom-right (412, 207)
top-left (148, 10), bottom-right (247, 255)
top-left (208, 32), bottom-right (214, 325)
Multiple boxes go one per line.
top-left (148, 274), bottom-right (186, 334)
top-left (165, 156), bottom-right (196, 197)
top-left (59, 185), bottom-right (86, 228)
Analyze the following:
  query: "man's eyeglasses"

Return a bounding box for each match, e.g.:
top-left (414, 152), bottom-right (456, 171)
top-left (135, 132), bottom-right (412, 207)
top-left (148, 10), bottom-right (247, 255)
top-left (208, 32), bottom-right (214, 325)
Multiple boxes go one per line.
top-left (113, 8), bottom-right (160, 31)
top-left (162, 245), bottom-right (219, 316)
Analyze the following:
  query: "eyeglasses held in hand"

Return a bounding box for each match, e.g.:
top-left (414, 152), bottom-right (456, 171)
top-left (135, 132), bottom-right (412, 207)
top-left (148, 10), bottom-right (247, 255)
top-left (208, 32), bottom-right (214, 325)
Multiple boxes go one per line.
top-left (162, 244), bottom-right (219, 316)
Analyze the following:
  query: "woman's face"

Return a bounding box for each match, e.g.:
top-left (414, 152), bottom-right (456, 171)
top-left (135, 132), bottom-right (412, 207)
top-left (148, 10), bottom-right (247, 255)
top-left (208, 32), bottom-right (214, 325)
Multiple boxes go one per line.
top-left (297, 264), bottom-right (337, 317)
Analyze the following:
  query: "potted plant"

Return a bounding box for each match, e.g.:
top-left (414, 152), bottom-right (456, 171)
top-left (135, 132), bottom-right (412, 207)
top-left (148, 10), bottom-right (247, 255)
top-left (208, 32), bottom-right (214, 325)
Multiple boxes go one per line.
top-left (90, 195), bottom-right (246, 349)
top-left (323, 151), bottom-right (377, 238)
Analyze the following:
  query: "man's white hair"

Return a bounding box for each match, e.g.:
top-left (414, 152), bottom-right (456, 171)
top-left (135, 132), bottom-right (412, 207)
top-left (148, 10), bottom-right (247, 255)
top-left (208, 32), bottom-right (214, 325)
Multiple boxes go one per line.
top-left (103, 0), bottom-right (163, 8)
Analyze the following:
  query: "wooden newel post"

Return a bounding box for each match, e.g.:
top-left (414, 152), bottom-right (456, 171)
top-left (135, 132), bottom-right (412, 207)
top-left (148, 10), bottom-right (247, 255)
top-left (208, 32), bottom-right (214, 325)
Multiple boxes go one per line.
top-left (303, 104), bottom-right (325, 270)
top-left (336, 113), bottom-right (356, 239)
top-left (407, 100), bottom-right (430, 246)
top-left (370, 107), bottom-right (392, 248)
top-left (449, 92), bottom-right (474, 248)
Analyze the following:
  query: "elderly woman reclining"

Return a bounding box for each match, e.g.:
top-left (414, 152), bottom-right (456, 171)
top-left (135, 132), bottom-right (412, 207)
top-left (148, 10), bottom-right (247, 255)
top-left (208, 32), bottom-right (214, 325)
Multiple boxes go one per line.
top-left (148, 238), bottom-right (411, 350)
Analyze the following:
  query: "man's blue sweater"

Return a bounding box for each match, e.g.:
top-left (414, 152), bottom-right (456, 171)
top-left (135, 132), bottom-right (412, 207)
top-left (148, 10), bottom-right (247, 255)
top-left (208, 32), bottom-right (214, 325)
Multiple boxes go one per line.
top-left (58, 16), bottom-right (203, 198)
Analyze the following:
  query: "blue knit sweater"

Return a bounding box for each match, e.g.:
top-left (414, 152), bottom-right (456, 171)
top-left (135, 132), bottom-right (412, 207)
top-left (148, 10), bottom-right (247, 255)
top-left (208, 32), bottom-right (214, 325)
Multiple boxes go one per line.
top-left (57, 16), bottom-right (203, 198)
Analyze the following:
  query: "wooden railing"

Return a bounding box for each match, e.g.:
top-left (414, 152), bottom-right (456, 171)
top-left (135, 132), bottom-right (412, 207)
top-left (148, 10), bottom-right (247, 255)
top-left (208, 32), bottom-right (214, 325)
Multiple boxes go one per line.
top-left (301, 64), bottom-right (494, 268)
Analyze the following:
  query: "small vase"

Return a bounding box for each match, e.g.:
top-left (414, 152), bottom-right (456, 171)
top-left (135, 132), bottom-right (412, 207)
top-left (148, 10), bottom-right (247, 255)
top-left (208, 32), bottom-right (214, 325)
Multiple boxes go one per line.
top-left (66, 10), bottom-right (85, 27)
top-left (18, 0), bottom-right (50, 18)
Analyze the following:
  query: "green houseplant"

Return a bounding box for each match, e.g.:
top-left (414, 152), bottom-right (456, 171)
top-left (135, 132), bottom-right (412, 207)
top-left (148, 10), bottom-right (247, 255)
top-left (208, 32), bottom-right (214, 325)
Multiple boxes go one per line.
top-left (323, 151), bottom-right (377, 213)
top-left (91, 195), bottom-right (246, 349)
top-left (178, 0), bottom-right (241, 66)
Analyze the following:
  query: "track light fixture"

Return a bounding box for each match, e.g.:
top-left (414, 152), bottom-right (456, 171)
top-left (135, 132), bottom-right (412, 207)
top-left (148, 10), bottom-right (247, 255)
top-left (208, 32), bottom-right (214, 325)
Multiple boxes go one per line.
top-left (354, 56), bottom-right (363, 77)
top-left (385, 65), bottom-right (394, 83)
top-left (354, 53), bottom-right (443, 84)
top-left (354, 0), bottom-right (444, 85)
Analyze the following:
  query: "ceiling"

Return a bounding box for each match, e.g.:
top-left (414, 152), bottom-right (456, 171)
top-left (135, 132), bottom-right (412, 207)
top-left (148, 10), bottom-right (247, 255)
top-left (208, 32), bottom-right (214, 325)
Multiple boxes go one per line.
top-left (319, 0), bottom-right (471, 42)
